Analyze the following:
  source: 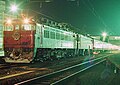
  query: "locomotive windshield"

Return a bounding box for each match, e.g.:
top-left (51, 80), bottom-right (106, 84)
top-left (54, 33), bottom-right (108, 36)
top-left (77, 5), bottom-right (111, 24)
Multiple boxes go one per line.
top-left (4, 25), bottom-right (14, 31)
top-left (4, 24), bottom-right (20, 31)
top-left (22, 24), bottom-right (35, 30)
top-left (15, 25), bottom-right (20, 30)
top-left (5, 18), bottom-right (35, 31)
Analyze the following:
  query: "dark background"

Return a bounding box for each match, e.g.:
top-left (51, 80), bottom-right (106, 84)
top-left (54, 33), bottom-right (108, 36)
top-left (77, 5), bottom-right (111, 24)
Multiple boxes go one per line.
top-left (5, 0), bottom-right (120, 36)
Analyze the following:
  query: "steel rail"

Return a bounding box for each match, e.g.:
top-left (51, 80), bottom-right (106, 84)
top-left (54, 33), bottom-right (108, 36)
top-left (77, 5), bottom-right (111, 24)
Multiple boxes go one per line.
top-left (15, 55), bottom-right (110, 85)
top-left (51, 59), bottom-right (105, 85)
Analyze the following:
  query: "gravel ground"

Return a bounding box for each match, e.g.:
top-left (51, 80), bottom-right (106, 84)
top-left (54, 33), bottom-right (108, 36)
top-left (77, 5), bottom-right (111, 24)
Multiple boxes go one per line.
top-left (65, 61), bottom-right (120, 85)
top-left (0, 53), bottom-right (116, 85)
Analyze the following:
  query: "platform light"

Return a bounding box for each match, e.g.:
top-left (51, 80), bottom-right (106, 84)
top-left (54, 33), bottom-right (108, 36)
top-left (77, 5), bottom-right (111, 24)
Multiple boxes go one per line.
top-left (102, 32), bottom-right (107, 42)
top-left (102, 32), bottom-right (107, 37)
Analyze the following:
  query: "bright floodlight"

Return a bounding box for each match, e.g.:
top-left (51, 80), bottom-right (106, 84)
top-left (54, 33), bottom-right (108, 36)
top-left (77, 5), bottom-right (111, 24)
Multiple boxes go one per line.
top-left (102, 32), bottom-right (107, 37)
top-left (10, 4), bottom-right (18, 12)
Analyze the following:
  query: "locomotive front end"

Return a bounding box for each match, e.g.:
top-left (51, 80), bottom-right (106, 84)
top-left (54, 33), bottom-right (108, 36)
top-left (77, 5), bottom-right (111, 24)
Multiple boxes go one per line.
top-left (4, 18), bottom-right (35, 63)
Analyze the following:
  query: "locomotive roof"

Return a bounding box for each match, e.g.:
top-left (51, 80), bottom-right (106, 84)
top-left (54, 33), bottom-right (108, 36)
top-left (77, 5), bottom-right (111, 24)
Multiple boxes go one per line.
top-left (5, 18), bottom-right (36, 25)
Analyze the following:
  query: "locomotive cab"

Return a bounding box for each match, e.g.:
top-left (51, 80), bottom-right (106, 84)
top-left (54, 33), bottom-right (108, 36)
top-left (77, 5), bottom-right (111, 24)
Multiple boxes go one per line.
top-left (4, 18), bottom-right (36, 63)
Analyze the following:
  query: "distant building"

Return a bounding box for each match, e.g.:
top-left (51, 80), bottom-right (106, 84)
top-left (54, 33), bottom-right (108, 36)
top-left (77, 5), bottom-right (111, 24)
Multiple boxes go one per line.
top-left (92, 35), bottom-right (120, 46)
top-left (109, 36), bottom-right (120, 46)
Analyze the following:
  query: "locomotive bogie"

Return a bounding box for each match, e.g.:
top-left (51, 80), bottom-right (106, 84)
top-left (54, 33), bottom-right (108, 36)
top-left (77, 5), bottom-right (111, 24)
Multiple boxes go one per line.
top-left (4, 48), bottom-right (33, 63)
top-left (34, 48), bottom-right (76, 62)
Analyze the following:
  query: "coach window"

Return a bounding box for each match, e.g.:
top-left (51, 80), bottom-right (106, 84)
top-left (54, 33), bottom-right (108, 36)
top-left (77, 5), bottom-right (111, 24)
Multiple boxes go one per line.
top-left (61, 34), bottom-right (64, 40)
top-left (65, 35), bottom-right (68, 40)
top-left (69, 36), bottom-right (72, 41)
top-left (56, 33), bottom-right (60, 40)
top-left (68, 35), bottom-right (71, 41)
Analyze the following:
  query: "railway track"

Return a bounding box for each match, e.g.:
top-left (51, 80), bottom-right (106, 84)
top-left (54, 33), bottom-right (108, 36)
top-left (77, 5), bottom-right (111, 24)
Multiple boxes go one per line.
top-left (15, 55), bottom-right (110, 85)
top-left (0, 64), bottom-right (17, 69)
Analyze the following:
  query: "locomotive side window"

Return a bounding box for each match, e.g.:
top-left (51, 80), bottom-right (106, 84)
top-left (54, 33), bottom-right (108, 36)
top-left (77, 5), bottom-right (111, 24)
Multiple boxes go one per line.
top-left (56, 33), bottom-right (60, 40)
top-left (44, 30), bottom-right (49, 38)
top-left (50, 31), bottom-right (55, 39)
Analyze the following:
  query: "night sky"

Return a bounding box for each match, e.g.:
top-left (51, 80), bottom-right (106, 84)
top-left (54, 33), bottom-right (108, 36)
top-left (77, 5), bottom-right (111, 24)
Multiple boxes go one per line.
top-left (28, 0), bottom-right (120, 36)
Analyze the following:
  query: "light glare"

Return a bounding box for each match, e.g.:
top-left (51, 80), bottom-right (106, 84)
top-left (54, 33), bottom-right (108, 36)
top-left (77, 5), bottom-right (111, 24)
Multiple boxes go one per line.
top-left (102, 32), bottom-right (107, 37)
top-left (24, 18), bottom-right (29, 24)
top-left (11, 4), bottom-right (18, 12)
top-left (7, 19), bottom-right (12, 24)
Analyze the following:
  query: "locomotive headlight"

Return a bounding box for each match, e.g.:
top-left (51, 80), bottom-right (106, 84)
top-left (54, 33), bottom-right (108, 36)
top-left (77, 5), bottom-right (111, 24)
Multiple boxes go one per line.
top-left (24, 18), bottom-right (29, 24)
top-left (6, 19), bottom-right (12, 24)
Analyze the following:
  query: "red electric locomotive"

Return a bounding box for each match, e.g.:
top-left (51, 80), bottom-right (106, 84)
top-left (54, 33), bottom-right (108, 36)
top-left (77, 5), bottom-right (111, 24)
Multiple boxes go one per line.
top-left (4, 18), bottom-right (35, 63)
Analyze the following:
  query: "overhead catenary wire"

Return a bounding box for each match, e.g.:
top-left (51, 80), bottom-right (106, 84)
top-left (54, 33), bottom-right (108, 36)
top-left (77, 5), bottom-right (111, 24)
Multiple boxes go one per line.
top-left (81, 0), bottom-right (113, 34)
top-left (25, 1), bottom-right (84, 33)
top-left (88, 0), bottom-right (107, 27)
top-left (87, 0), bottom-right (113, 32)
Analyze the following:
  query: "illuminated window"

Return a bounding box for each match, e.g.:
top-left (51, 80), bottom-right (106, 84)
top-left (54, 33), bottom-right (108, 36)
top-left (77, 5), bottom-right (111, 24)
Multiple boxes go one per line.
top-left (23, 24), bottom-right (31, 30)
top-left (15, 25), bottom-right (19, 30)
top-left (22, 24), bottom-right (35, 30)
top-left (5, 25), bottom-right (13, 31)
